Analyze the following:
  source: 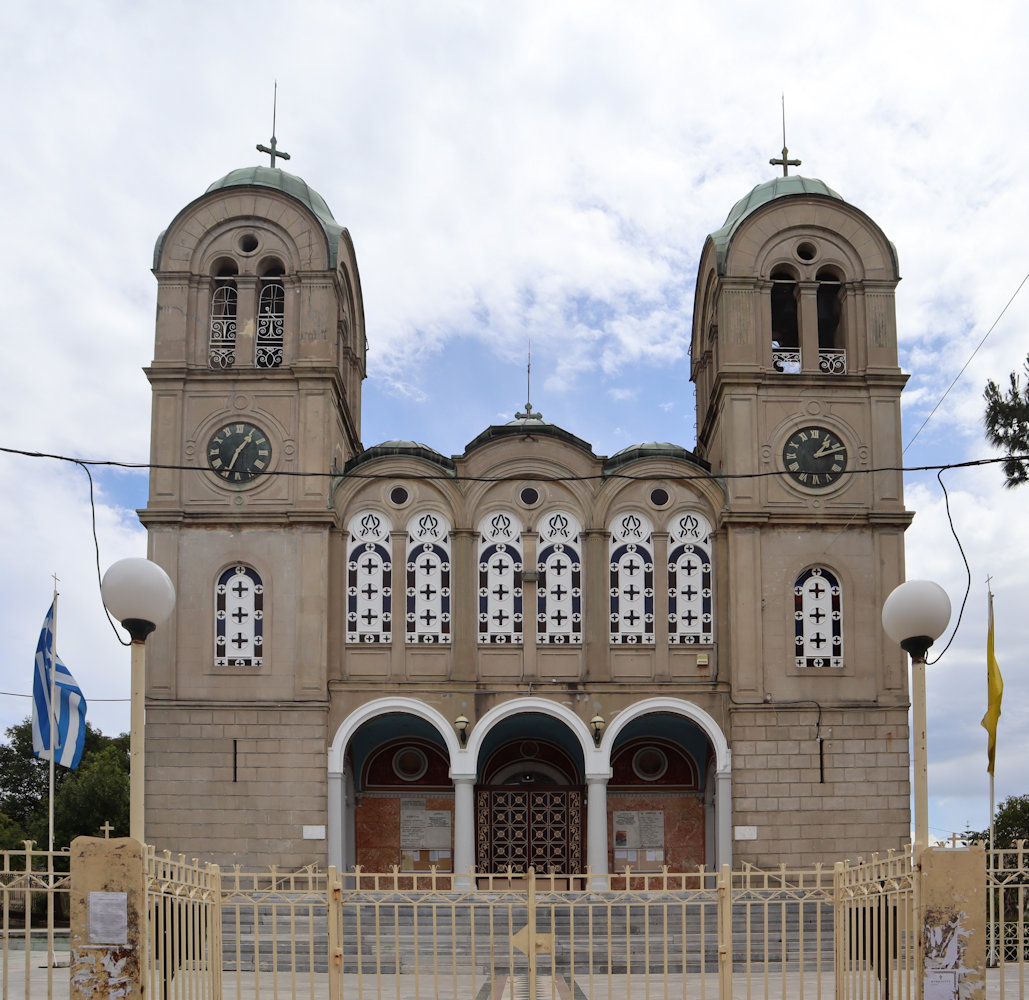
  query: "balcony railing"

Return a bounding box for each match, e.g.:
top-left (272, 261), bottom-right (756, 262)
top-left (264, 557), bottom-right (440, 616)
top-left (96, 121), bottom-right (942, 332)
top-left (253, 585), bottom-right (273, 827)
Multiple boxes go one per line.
top-left (772, 347), bottom-right (847, 374)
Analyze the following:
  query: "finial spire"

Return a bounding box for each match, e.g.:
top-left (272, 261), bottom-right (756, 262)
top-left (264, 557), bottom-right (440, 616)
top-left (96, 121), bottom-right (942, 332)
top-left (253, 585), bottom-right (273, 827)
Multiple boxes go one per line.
top-left (257, 81), bottom-right (291, 168)
top-left (769, 94), bottom-right (801, 177)
top-left (514, 341), bottom-right (543, 421)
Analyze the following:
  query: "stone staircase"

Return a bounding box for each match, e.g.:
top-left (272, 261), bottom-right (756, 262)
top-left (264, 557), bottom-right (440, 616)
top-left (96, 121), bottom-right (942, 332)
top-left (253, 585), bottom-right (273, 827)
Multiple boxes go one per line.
top-left (221, 890), bottom-right (836, 975)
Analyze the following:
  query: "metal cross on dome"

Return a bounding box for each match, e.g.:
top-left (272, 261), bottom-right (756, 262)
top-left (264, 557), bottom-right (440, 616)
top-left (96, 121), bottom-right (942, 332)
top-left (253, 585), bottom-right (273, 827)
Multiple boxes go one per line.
top-left (769, 94), bottom-right (801, 177)
top-left (257, 81), bottom-right (291, 168)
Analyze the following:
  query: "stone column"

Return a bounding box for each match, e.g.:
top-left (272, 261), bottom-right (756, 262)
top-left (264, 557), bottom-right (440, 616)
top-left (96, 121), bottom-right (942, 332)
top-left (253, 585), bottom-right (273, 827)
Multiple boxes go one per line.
top-left (586, 774), bottom-right (609, 888)
top-left (715, 767), bottom-right (733, 868)
top-left (798, 282), bottom-right (820, 373)
top-left (452, 775), bottom-right (477, 889)
top-left (328, 769), bottom-right (344, 871)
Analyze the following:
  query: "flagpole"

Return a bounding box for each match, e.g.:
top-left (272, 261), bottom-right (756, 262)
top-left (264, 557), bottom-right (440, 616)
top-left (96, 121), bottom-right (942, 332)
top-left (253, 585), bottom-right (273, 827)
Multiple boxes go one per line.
top-left (48, 578), bottom-right (58, 853)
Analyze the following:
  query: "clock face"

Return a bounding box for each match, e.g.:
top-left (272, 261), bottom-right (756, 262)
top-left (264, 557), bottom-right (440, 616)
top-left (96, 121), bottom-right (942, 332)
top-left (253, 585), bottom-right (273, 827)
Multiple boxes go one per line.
top-left (206, 421), bottom-right (272, 485)
top-left (782, 425), bottom-right (848, 489)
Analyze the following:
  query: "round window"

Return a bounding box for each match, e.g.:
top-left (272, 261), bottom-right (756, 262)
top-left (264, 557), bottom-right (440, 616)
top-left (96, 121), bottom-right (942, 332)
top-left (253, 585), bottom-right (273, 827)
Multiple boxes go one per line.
top-left (392, 747), bottom-right (428, 782)
top-left (632, 746), bottom-right (668, 781)
top-left (389, 485), bottom-right (410, 506)
top-left (238, 233), bottom-right (259, 254)
top-left (650, 488), bottom-right (670, 507)
top-left (795, 241), bottom-right (817, 262)
top-left (519, 486), bottom-right (540, 506)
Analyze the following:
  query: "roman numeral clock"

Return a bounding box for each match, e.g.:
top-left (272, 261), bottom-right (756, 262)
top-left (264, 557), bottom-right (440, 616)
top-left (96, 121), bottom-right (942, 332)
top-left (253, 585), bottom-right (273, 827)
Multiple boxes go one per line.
top-left (781, 425), bottom-right (848, 489)
top-left (207, 421), bottom-right (272, 485)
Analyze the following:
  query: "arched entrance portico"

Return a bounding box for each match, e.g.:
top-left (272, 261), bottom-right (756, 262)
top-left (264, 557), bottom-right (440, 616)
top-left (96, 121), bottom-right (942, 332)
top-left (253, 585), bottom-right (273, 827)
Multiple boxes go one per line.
top-left (327, 695), bottom-right (732, 880)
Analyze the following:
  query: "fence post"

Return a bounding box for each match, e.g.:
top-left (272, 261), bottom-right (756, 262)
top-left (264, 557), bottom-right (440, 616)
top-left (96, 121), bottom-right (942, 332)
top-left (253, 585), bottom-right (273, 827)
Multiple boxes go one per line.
top-left (327, 866), bottom-right (341, 1000)
top-left (209, 863), bottom-right (223, 1000)
top-left (69, 836), bottom-right (147, 1000)
top-left (833, 861), bottom-right (846, 1000)
top-left (527, 866), bottom-right (537, 999)
top-left (917, 846), bottom-right (986, 1000)
top-left (717, 863), bottom-right (732, 1000)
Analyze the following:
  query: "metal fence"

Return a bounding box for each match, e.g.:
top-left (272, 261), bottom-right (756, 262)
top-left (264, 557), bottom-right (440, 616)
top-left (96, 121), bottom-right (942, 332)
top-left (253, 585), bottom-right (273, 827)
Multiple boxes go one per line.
top-left (835, 848), bottom-right (917, 1000)
top-left (8, 842), bottom-right (1021, 1000)
top-left (144, 848), bottom-right (223, 1000)
top-left (986, 839), bottom-right (1029, 992)
top-left (0, 844), bottom-right (71, 1000)
top-left (324, 863), bottom-right (842, 1000)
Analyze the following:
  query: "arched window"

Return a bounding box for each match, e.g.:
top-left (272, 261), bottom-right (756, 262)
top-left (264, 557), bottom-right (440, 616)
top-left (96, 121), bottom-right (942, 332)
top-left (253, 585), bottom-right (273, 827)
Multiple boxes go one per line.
top-left (609, 512), bottom-right (654, 644)
top-left (667, 511), bottom-right (714, 644)
top-left (816, 266), bottom-right (846, 373)
top-left (794, 567), bottom-right (843, 668)
top-left (346, 510), bottom-right (392, 644)
top-left (536, 510), bottom-right (583, 645)
top-left (406, 511), bottom-right (451, 644)
top-left (209, 260), bottom-right (238, 369)
top-left (478, 511), bottom-right (524, 644)
top-left (215, 565), bottom-right (264, 667)
top-left (256, 260), bottom-right (285, 369)
top-left (770, 266), bottom-right (799, 373)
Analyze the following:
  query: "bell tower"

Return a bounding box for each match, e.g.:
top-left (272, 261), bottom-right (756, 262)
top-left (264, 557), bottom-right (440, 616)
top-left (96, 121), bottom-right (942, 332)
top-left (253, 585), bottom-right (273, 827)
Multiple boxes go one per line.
top-left (140, 160), bottom-right (365, 865)
top-left (690, 172), bottom-right (914, 864)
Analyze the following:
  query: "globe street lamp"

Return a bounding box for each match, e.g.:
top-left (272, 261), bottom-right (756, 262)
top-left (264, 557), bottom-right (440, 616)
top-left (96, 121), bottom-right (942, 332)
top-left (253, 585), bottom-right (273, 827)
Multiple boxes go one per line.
top-left (101, 558), bottom-right (176, 843)
top-left (881, 579), bottom-right (951, 853)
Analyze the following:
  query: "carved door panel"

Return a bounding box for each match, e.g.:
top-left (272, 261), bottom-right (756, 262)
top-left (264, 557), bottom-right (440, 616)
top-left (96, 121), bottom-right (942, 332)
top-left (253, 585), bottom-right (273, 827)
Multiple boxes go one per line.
top-left (476, 787), bottom-right (583, 873)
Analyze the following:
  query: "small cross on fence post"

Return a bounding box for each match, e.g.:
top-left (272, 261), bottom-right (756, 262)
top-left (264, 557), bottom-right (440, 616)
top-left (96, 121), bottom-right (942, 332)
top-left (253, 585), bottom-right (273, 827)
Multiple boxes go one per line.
top-left (100, 821), bottom-right (114, 839)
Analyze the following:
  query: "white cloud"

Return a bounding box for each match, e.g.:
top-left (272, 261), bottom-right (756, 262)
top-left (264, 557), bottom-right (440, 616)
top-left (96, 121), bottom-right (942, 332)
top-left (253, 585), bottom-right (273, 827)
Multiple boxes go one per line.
top-left (1, 0), bottom-right (1028, 842)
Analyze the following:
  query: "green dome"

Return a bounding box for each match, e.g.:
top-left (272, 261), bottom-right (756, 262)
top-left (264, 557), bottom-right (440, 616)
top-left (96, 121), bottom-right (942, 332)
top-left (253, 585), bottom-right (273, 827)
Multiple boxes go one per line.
top-left (708, 175), bottom-right (845, 272)
top-left (603, 442), bottom-right (709, 474)
top-left (345, 441), bottom-right (456, 475)
top-left (155, 165), bottom-right (344, 268)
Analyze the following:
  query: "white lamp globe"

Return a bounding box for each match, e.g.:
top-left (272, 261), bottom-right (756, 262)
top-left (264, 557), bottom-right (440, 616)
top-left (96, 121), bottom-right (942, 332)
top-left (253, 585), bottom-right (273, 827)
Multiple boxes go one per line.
top-left (881, 580), bottom-right (951, 656)
top-left (101, 558), bottom-right (176, 635)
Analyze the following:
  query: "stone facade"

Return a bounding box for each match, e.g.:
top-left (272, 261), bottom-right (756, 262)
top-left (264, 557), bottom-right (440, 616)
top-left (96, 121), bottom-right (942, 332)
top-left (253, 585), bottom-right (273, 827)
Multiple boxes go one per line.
top-left (140, 167), bottom-right (913, 873)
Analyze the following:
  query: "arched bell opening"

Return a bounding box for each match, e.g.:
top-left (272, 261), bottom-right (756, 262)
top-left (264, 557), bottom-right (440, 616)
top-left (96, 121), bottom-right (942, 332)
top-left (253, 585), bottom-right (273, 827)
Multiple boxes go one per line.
top-left (608, 713), bottom-right (713, 872)
top-left (475, 712), bottom-right (585, 875)
top-left (346, 712), bottom-right (454, 873)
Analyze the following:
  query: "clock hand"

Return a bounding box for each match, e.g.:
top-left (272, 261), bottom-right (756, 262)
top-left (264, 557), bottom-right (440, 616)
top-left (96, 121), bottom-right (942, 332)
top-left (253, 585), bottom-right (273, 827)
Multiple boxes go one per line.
top-left (811, 440), bottom-right (844, 459)
top-left (227, 429), bottom-right (255, 469)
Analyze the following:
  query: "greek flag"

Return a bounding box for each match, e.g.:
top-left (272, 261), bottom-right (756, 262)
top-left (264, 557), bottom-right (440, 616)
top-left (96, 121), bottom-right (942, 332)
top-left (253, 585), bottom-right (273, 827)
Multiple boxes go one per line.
top-left (31, 601), bottom-right (87, 769)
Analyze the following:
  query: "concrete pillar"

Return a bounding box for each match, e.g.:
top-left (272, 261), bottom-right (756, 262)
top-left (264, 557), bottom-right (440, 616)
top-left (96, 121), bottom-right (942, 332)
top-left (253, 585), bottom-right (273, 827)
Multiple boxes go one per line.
top-left (918, 846), bottom-right (986, 1000)
top-left (586, 775), bottom-right (609, 888)
top-left (453, 775), bottom-right (476, 889)
top-left (798, 282), bottom-right (820, 372)
top-left (69, 837), bottom-right (146, 1000)
top-left (328, 769), bottom-right (344, 871)
top-left (715, 768), bottom-right (732, 869)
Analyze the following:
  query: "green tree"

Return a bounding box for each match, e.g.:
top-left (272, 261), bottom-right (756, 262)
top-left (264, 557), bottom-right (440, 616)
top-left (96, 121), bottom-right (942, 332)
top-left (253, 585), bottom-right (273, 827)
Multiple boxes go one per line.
top-left (984, 354), bottom-right (1029, 488)
top-left (0, 718), bottom-right (129, 847)
top-left (967, 794), bottom-right (1029, 846)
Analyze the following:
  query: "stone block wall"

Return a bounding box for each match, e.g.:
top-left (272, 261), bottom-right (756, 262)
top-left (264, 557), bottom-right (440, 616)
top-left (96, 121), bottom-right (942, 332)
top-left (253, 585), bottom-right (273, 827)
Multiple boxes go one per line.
top-left (145, 705), bottom-right (328, 869)
top-left (729, 706), bottom-right (910, 867)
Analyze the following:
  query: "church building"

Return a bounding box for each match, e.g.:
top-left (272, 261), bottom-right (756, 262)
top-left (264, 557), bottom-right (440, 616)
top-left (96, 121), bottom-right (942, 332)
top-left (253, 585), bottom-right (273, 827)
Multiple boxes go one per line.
top-left (141, 152), bottom-right (913, 875)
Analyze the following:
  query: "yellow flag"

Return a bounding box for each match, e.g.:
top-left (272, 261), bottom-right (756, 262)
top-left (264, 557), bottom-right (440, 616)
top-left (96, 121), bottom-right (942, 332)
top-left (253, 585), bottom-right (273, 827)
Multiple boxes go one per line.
top-left (981, 592), bottom-right (1004, 775)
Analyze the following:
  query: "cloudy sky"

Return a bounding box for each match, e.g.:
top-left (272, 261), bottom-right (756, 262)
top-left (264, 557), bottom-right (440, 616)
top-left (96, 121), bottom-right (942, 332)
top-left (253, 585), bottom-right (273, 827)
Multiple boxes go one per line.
top-left (1, 0), bottom-right (1026, 846)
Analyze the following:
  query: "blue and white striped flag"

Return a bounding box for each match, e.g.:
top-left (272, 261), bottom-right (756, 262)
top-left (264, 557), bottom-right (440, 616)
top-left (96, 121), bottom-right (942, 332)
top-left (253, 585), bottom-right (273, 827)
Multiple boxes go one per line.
top-left (31, 601), bottom-right (87, 769)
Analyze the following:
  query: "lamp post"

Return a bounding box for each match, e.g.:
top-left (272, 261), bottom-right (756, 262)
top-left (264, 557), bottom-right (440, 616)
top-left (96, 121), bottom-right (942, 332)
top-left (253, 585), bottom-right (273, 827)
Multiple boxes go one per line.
top-left (101, 558), bottom-right (176, 843)
top-left (881, 579), bottom-right (951, 853)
